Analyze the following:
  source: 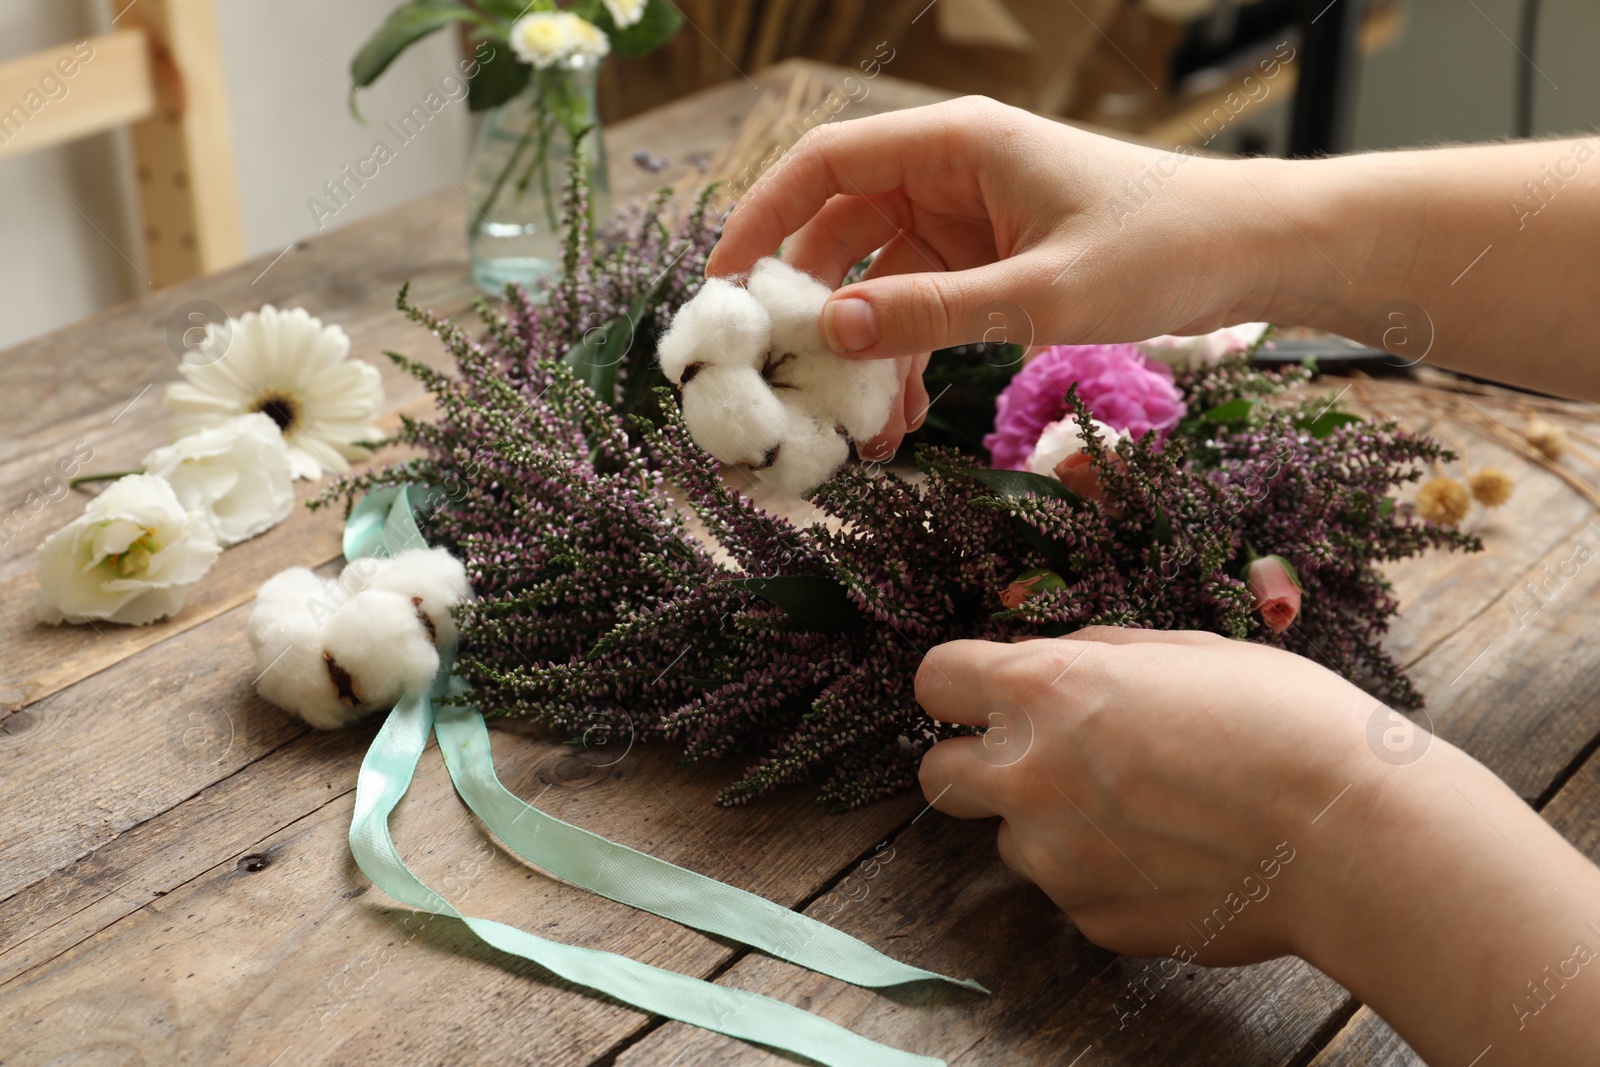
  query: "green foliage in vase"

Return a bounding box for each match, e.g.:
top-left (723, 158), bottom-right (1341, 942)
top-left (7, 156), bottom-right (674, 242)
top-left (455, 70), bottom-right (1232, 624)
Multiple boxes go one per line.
top-left (349, 0), bottom-right (682, 114)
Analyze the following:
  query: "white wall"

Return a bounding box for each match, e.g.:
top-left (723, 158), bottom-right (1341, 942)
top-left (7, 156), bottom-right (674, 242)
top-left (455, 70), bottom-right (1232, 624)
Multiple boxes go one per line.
top-left (1353, 0), bottom-right (1600, 149)
top-left (0, 0), bottom-right (476, 351)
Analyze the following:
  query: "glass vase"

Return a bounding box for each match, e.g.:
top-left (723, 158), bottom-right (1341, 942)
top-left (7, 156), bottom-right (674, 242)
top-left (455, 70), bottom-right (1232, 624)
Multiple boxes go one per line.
top-left (464, 54), bottom-right (610, 297)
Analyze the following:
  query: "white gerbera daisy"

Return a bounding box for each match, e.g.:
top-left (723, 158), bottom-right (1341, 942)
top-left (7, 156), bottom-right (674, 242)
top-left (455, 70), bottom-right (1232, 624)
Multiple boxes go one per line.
top-left (602, 0), bottom-right (647, 29)
top-left (164, 305), bottom-right (384, 481)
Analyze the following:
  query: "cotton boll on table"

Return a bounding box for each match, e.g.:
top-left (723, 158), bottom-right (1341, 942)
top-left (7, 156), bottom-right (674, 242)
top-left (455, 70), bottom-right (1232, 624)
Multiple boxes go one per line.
top-left (247, 568), bottom-right (356, 730)
top-left (247, 563), bottom-right (460, 729)
top-left (354, 546), bottom-right (473, 651)
top-left (321, 590), bottom-right (441, 711)
top-left (660, 258), bottom-right (901, 496)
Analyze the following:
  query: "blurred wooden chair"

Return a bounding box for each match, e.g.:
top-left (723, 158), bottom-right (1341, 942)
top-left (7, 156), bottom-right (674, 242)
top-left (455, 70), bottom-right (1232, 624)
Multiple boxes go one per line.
top-left (0, 0), bottom-right (244, 287)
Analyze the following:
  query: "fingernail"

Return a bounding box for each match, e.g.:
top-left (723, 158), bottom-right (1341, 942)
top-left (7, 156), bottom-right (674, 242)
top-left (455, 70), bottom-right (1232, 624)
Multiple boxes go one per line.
top-left (823, 297), bottom-right (877, 354)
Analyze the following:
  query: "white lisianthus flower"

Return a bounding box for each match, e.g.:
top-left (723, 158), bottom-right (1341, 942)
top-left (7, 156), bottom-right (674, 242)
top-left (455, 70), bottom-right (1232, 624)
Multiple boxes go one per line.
top-left (1025, 417), bottom-right (1125, 479)
top-left (510, 12), bottom-right (609, 68)
top-left (164, 305), bottom-right (384, 481)
top-left (1136, 323), bottom-right (1271, 369)
top-left (602, 0), bottom-right (648, 29)
top-left (142, 413), bottom-right (294, 546)
top-left (35, 474), bottom-right (221, 626)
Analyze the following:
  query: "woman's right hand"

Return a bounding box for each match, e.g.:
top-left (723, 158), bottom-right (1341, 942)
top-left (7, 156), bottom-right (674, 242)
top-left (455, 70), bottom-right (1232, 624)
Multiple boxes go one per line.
top-left (706, 96), bottom-right (1284, 363)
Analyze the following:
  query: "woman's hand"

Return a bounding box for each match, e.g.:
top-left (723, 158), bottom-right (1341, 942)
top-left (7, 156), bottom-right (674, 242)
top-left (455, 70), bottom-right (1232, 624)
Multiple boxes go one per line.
top-left (708, 96), bottom-right (1275, 363)
top-left (915, 627), bottom-right (1367, 965)
top-left (707, 96), bottom-right (1283, 458)
top-left (917, 626), bottom-right (1600, 1064)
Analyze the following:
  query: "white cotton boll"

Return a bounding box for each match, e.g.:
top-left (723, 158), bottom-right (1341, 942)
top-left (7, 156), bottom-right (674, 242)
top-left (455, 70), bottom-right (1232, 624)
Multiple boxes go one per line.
top-left (771, 350), bottom-right (901, 442)
top-left (755, 406), bottom-right (851, 497)
top-left (656, 277), bottom-right (772, 383)
top-left (747, 258), bottom-right (831, 355)
top-left (345, 547), bottom-right (473, 651)
top-left (248, 568), bottom-right (354, 729)
top-left (679, 363), bottom-right (788, 466)
top-left (321, 590), bottom-right (441, 716)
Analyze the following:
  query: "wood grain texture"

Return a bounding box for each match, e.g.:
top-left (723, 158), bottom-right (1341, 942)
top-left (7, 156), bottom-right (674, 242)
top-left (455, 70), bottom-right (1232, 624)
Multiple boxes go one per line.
top-left (0, 32), bottom-right (154, 161)
top-left (0, 590), bottom-right (926, 1063)
top-left (614, 814), bottom-right (1351, 1066)
top-left (120, 0), bottom-right (247, 284)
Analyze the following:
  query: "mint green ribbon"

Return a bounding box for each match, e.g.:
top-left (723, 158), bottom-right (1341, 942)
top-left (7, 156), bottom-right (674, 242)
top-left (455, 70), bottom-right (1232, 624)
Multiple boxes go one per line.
top-left (343, 486), bottom-right (985, 1066)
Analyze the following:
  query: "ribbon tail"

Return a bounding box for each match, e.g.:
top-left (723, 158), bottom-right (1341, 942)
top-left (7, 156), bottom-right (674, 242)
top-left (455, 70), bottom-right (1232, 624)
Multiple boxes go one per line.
top-left (349, 692), bottom-right (946, 1067)
top-left (434, 700), bottom-right (987, 994)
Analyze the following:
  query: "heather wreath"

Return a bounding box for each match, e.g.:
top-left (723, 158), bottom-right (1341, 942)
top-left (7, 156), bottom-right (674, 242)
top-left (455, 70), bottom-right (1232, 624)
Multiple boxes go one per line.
top-left (317, 163), bottom-right (1480, 811)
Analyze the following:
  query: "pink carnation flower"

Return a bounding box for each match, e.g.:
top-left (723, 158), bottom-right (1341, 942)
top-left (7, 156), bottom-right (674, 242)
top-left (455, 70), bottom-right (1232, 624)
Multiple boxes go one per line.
top-left (983, 344), bottom-right (1187, 470)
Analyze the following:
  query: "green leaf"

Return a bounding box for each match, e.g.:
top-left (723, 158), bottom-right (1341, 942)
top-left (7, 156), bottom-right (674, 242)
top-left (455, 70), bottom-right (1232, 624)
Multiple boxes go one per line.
top-left (1303, 410), bottom-right (1364, 438)
top-left (563, 272), bottom-right (669, 404)
top-left (601, 0), bottom-right (684, 57)
top-left (1152, 502), bottom-right (1173, 545)
top-left (721, 575), bottom-right (863, 632)
top-left (350, 2), bottom-right (493, 105)
top-left (467, 46), bottom-right (531, 111)
top-left (1199, 398), bottom-right (1256, 424)
top-left (963, 467), bottom-right (1084, 506)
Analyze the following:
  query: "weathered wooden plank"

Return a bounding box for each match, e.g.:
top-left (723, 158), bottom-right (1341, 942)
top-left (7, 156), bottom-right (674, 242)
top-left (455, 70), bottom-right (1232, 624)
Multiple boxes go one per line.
top-left (1380, 506), bottom-right (1600, 800)
top-left (613, 810), bottom-right (1350, 1066)
top-left (0, 594), bottom-right (924, 1063)
top-left (1303, 738), bottom-right (1600, 1065)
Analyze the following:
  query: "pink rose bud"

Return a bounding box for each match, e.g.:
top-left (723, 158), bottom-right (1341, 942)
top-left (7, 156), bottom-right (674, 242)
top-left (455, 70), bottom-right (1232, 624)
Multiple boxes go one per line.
top-left (998, 582), bottom-right (1032, 609)
top-left (1247, 555), bottom-right (1302, 634)
top-left (1053, 452), bottom-right (1102, 500)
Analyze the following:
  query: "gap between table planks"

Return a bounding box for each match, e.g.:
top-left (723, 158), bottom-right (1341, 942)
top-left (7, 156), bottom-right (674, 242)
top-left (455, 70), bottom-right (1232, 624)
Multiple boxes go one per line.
top-left (3, 60), bottom-right (1600, 1065)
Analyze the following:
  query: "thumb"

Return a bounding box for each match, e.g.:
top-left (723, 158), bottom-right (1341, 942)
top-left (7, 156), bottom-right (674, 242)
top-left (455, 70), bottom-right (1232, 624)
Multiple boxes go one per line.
top-left (820, 259), bottom-right (1050, 359)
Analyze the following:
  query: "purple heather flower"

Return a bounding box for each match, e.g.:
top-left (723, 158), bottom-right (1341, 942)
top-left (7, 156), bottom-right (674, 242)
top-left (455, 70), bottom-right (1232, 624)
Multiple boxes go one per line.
top-left (984, 344), bottom-right (1187, 469)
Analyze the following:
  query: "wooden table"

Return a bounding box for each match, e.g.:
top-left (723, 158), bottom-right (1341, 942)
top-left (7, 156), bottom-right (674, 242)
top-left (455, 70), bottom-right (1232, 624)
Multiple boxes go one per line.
top-left (3, 59), bottom-right (1598, 1066)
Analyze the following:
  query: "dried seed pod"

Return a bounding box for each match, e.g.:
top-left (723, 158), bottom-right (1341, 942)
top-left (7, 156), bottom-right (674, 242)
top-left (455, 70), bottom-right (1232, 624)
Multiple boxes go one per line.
top-left (1468, 468), bottom-right (1514, 508)
top-left (1416, 476), bottom-right (1471, 525)
top-left (1524, 416), bottom-right (1569, 461)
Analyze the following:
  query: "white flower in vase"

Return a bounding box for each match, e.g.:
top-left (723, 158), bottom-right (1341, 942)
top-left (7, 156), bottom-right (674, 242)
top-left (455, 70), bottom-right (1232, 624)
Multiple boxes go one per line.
top-left (164, 305), bottom-right (384, 480)
top-left (602, 0), bottom-right (648, 29)
top-left (511, 11), bottom-right (610, 69)
top-left (35, 474), bottom-right (221, 626)
top-left (142, 412), bottom-right (295, 546)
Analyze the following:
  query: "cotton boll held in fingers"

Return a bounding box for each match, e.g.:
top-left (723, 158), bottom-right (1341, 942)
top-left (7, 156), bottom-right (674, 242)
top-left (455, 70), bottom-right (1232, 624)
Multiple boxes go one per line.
top-left (350, 546), bottom-right (473, 652)
top-left (770, 349), bottom-right (900, 443)
top-left (747, 258), bottom-right (830, 355)
top-left (656, 277), bottom-right (771, 383)
top-left (321, 589), bottom-right (441, 716)
top-left (247, 568), bottom-right (355, 730)
top-left (680, 363), bottom-right (788, 466)
top-left (754, 407), bottom-right (851, 497)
